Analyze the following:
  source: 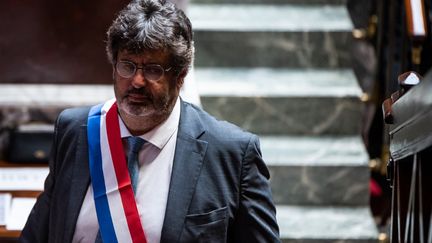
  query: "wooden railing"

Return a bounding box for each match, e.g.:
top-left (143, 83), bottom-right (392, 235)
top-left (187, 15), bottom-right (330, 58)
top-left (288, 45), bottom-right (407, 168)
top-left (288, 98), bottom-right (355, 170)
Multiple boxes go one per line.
top-left (384, 70), bottom-right (432, 242)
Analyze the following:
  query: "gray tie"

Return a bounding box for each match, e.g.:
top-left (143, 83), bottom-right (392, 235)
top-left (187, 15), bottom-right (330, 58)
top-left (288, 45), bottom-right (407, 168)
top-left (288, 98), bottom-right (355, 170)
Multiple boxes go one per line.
top-left (126, 136), bottom-right (145, 194)
top-left (95, 136), bottom-right (145, 243)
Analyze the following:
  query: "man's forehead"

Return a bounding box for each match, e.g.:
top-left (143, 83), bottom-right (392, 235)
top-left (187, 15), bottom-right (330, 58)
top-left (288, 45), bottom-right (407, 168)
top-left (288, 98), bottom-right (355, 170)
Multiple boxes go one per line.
top-left (118, 49), bottom-right (171, 61)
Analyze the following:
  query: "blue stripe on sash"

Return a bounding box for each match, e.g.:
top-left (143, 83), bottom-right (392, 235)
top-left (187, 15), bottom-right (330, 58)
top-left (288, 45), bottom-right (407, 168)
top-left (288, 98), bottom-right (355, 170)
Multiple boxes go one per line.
top-left (88, 104), bottom-right (118, 243)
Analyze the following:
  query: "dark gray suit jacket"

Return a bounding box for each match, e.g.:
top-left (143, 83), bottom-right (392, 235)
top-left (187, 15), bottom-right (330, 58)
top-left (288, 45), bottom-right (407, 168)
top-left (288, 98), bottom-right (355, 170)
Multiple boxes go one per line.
top-left (20, 100), bottom-right (280, 243)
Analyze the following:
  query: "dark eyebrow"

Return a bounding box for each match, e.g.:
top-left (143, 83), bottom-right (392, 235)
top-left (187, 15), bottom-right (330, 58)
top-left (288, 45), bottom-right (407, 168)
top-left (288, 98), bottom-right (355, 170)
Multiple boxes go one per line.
top-left (118, 59), bottom-right (135, 63)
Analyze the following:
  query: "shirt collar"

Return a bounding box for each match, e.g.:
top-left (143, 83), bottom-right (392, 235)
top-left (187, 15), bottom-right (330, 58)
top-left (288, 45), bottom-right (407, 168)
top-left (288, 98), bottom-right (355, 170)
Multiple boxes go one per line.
top-left (118, 97), bottom-right (180, 149)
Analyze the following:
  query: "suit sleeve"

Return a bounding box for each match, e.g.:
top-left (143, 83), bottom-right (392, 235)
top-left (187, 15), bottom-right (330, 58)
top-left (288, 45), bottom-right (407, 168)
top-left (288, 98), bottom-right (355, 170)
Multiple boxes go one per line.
top-left (19, 113), bottom-right (62, 243)
top-left (232, 135), bottom-right (281, 243)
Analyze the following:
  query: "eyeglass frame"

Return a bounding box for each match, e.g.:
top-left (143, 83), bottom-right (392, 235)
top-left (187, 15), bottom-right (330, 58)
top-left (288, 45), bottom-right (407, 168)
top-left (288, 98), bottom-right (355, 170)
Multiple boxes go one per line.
top-left (115, 60), bottom-right (172, 82)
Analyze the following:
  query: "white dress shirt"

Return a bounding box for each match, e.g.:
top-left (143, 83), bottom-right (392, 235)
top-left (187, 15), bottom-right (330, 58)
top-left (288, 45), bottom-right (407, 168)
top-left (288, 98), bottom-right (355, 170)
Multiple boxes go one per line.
top-left (72, 98), bottom-right (180, 243)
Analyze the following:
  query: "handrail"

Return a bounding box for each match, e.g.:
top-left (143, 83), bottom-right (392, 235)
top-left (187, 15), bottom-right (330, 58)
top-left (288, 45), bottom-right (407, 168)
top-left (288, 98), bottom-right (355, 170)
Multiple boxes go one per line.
top-left (383, 68), bottom-right (432, 243)
top-left (386, 70), bottom-right (432, 160)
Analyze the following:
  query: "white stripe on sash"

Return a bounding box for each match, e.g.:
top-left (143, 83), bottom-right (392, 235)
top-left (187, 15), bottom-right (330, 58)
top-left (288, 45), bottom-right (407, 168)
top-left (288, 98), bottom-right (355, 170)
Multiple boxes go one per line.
top-left (100, 106), bottom-right (134, 243)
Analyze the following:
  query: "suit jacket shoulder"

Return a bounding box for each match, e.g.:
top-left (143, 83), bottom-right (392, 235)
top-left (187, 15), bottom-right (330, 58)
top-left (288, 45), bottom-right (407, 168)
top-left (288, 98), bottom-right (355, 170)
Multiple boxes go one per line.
top-left (57, 107), bottom-right (91, 134)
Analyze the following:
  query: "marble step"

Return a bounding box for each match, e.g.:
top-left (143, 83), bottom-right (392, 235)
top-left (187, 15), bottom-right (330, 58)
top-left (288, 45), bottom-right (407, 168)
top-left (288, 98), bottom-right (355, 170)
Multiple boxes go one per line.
top-left (277, 205), bottom-right (378, 242)
top-left (0, 67), bottom-right (363, 136)
top-left (188, 4), bottom-right (353, 68)
top-left (0, 84), bottom-right (114, 127)
top-left (191, 0), bottom-right (345, 4)
top-left (261, 136), bottom-right (369, 205)
top-left (197, 68), bottom-right (362, 135)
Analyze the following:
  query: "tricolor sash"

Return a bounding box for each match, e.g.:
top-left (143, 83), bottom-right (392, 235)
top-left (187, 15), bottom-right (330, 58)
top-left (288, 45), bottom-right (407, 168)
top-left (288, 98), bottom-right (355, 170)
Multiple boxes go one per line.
top-left (87, 100), bottom-right (147, 243)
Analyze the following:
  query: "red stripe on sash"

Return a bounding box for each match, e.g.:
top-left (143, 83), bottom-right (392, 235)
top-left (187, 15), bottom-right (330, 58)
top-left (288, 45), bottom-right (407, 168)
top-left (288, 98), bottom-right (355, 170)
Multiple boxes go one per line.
top-left (106, 103), bottom-right (147, 243)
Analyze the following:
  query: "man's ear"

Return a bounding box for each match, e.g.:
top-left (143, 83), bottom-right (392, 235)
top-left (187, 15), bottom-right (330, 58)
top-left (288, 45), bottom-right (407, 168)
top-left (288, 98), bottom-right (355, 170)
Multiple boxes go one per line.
top-left (112, 64), bottom-right (116, 80)
top-left (176, 68), bottom-right (188, 89)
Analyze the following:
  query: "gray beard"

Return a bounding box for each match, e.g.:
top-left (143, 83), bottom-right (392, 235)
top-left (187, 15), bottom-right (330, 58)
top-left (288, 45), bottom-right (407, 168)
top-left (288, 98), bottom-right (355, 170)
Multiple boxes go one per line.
top-left (116, 97), bottom-right (176, 135)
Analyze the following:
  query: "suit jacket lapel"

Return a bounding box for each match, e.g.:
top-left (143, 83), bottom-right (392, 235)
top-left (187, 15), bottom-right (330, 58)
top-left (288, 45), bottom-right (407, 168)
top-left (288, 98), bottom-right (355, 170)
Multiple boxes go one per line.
top-left (160, 102), bottom-right (208, 243)
top-left (63, 124), bottom-right (91, 242)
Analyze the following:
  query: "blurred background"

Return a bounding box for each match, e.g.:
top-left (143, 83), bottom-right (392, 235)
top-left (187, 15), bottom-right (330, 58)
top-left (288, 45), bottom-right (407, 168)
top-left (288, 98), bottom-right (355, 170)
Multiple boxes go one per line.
top-left (0, 0), bottom-right (431, 242)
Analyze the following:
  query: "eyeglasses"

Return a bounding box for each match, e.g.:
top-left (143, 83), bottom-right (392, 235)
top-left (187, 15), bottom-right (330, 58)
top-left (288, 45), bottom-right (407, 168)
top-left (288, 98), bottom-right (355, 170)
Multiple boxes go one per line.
top-left (115, 61), bottom-right (172, 82)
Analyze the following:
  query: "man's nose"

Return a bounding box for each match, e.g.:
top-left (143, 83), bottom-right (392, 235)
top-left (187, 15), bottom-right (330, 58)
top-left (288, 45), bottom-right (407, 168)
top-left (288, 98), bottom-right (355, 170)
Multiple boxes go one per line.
top-left (131, 69), bottom-right (147, 88)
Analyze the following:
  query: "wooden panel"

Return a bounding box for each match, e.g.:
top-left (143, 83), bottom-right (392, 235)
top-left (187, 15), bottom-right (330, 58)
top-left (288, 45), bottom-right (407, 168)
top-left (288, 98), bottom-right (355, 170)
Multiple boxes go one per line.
top-left (0, 0), bottom-right (130, 84)
top-left (0, 228), bottom-right (20, 239)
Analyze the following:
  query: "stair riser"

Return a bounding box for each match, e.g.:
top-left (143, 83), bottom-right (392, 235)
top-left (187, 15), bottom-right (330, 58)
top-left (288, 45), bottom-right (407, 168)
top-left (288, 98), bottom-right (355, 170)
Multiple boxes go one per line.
top-left (194, 31), bottom-right (352, 68)
top-left (191, 0), bottom-right (346, 4)
top-left (277, 206), bottom-right (378, 241)
top-left (201, 96), bottom-right (361, 135)
top-left (269, 165), bottom-right (369, 205)
top-left (0, 88), bottom-right (362, 136)
top-left (281, 239), bottom-right (378, 243)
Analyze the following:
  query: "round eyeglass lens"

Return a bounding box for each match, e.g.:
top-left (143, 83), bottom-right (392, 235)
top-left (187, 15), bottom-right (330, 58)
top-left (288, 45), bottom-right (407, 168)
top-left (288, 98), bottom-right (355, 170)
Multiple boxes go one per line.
top-left (117, 62), bottom-right (136, 78)
top-left (144, 65), bottom-right (164, 81)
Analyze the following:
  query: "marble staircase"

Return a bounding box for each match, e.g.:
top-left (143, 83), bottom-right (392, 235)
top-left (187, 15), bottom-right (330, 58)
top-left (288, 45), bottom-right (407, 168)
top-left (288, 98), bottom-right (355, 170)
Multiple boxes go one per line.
top-left (0, 1), bottom-right (380, 242)
top-left (196, 68), bottom-right (361, 135)
top-left (188, 0), bottom-right (379, 242)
